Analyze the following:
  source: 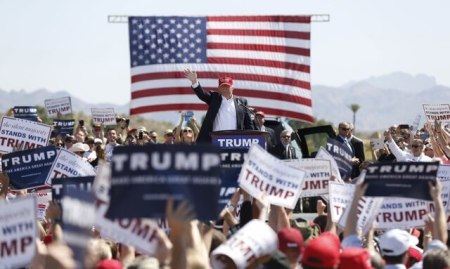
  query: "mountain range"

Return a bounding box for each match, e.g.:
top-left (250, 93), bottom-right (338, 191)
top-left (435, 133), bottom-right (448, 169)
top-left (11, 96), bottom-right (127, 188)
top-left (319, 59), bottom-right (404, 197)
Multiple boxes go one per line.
top-left (1, 72), bottom-right (448, 132)
top-left (312, 72), bottom-right (450, 131)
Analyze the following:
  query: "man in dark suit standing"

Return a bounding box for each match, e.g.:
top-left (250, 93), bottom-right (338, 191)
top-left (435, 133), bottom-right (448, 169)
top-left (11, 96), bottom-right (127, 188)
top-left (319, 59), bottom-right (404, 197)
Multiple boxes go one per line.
top-left (184, 69), bottom-right (254, 143)
top-left (335, 122), bottom-right (364, 179)
top-left (270, 130), bottom-right (297, 159)
top-left (348, 124), bottom-right (365, 178)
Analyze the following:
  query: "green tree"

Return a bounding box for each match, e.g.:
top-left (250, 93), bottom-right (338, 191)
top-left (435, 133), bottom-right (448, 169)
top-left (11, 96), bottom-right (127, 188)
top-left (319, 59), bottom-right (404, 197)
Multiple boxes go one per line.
top-left (349, 104), bottom-right (360, 133)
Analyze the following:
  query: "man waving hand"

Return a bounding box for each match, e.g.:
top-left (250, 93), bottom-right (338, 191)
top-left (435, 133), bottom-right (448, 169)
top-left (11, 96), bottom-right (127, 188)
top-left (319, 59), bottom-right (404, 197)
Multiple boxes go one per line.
top-left (184, 69), bottom-right (254, 143)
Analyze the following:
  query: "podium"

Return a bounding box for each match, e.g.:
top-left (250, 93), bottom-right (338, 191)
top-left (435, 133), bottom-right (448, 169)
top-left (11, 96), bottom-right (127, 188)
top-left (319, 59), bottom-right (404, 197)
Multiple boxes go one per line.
top-left (210, 129), bottom-right (270, 150)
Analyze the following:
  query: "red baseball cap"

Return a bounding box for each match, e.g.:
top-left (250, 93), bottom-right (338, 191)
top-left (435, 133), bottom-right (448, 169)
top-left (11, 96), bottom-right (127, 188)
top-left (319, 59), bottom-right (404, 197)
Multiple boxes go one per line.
top-left (278, 228), bottom-right (304, 255)
top-left (218, 76), bottom-right (233, 87)
top-left (255, 111), bottom-right (265, 118)
top-left (301, 232), bottom-right (340, 269)
top-left (339, 248), bottom-right (373, 269)
top-left (96, 259), bottom-right (123, 269)
top-left (407, 247), bottom-right (423, 267)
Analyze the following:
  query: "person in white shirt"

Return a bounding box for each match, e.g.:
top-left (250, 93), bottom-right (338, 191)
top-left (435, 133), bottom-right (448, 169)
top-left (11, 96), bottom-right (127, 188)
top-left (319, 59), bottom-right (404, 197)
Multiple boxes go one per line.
top-left (184, 69), bottom-right (254, 143)
top-left (384, 130), bottom-right (432, 162)
top-left (105, 129), bottom-right (119, 163)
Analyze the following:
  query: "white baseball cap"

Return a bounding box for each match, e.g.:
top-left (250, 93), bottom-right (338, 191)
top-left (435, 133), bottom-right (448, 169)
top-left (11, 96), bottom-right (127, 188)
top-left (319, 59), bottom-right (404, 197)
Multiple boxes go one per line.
top-left (379, 229), bottom-right (418, 256)
top-left (69, 142), bottom-right (89, 153)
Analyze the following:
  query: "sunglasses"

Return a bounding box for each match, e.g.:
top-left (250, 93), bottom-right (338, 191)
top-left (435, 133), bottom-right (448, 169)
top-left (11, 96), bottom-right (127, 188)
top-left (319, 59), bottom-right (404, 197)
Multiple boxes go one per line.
top-left (183, 129), bottom-right (193, 133)
top-left (340, 128), bottom-right (350, 131)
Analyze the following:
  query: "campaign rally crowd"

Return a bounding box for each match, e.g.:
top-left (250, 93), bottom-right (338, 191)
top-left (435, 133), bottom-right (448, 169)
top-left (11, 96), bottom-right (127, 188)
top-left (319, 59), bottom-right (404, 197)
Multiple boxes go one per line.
top-left (1, 73), bottom-right (450, 269)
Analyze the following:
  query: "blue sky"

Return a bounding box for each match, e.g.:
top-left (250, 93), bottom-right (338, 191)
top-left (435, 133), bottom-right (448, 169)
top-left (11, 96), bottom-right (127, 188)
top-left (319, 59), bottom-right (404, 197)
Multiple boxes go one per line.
top-left (1, 0), bottom-right (449, 105)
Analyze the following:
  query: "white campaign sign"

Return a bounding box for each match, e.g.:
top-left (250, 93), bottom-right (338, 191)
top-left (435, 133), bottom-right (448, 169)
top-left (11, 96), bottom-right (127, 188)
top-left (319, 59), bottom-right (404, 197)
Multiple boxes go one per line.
top-left (411, 114), bottom-right (421, 136)
top-left (315, 147), bottom-right (343, 182)
top-left (0, 116), bottom-right (52, 154)
top-left (96, 204), bottom-right (160, 255)
top-left (91, 108), bottom-right (116, 126)
top-left (211, 219), bottom-right (277, 269)
top-left (29, 190), bottom-right (52, 221)
top-left (0, 197), bottom-right (37, 269)
top-left (369, 165), bottom-right (450, 230)
top-left (44, 96), bottom-right (72, 118)
top-left (374, 197), bottom-right (429, 229)
top-left (423, 104), bottom-right (450, 125)
top-left (328, 182), bottom-right (355, 222)
top-left (285, 159), bottom-right (331, 197)
top-left (435, 165), bottom-right (450, 229)
top-left (238, 144), bottom-right (306, 209)
top-left (338, 195), bottom-right (384, 235)
top-left (45, 148), bottom-right (96, 185)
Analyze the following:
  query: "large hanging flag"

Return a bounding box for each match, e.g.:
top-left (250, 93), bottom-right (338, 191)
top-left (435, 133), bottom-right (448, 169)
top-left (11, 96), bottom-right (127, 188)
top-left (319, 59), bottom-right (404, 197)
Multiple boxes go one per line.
top-left (129, 16), bottom-right (313, 122)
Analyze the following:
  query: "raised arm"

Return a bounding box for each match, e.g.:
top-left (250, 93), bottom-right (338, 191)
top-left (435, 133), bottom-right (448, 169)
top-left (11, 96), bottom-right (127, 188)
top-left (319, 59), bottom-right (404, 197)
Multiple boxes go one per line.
top-left (189, 117), bottom-right (200, 141)
top-left (343, 183), bottom-right (368, 238)
top-left (184, 69), bottom-right (212, 103)
top-left (0, 172), bottom-right (9, 201)
top-left (175, 112), bottom-right (184, 143)
top-left (384, 130), bottom-right (407, 161)
top-left (434, 121), bottom-right (450, 158)
top-left (429, 180), bottom-right (448, 244)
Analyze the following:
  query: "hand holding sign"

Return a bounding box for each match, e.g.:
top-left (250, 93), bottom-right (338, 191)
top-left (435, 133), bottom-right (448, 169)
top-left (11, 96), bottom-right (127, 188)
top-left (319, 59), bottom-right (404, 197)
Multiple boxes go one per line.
top-left (166, 198), bottom-right (196, 236)
top-left (429, 180), bottom-right (442, 202)
top-left (46, 201), bottom-right (61, 221)
top-left (0, 172), bottom-right (10, 200)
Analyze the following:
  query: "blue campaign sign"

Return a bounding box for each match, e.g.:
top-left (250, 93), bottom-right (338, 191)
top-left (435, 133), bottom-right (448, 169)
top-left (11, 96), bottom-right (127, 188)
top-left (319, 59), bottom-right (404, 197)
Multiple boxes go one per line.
top-left (61, 187), bottom-right (95, 269)
top-left (218, 168), bottom-right (241, 213)
top-left (105, 144), bottom-right (222, 221)
top-left (219, 148), bottom-right (248, 169)
top-left (52, 176), bottom-right (95, 203)
top-left (53, 119), bottom-right (75, 136)
top-left (365, 162), bottom-right (439, 201)
top-left (326, 138), bottom-right (353, 181)
top-left (212, 134), bottom-right (266, 149)
top-left (1, 146), bottom-right (57, 189)
top-left (13, 106), bottom-right (38, 122)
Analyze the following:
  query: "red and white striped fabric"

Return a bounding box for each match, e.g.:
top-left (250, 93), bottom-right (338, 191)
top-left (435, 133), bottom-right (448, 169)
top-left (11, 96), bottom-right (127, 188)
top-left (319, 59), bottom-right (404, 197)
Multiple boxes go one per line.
top-left (129, 16), bottom-right (313, 122)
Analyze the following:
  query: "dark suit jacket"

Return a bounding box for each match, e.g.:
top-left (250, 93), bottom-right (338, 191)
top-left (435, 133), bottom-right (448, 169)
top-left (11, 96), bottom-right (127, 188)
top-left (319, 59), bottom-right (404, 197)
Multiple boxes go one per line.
top-left (349, 135), bottom-right (365, 178)
top-left (349, 136), bottom-right (365, 162)
top-left (254, 123), bottom-right (276, 150)
top-left (270, 143), bottom-right (297, 160)
top-left (193, 84), bottom-right (254, 143)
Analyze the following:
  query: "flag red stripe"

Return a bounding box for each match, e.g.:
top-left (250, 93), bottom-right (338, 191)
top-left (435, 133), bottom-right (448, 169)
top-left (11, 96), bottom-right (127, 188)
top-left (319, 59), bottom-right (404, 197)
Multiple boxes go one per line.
top-left (207, 29), bottom-right (310, 40)
top-left (208, 16), bottom-right (311, 23)
top-left (132, 71), bottom-right (310, 90)
top-left (248, 106), bottom-right (314, 122)
top-left (207, 43), bottom-right (310, 57)
top-left (207, 57), bottom-right (310, 73)
top-left (131, 87), bottom-right (312, 106)
top-left (131, 104), bottom-right (208, 115)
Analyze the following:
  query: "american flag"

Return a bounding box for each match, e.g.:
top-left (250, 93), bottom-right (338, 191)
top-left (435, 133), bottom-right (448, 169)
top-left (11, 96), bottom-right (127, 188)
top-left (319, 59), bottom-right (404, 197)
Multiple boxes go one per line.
top-left (129, 16), bottom-right (313, 122)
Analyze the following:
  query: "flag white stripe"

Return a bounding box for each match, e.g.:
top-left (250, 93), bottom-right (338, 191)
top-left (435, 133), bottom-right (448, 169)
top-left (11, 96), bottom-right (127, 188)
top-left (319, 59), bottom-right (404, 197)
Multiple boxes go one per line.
top-left (207, 49), bottom-right (310, 65)
top-left (207, 35), bottom-right (310, 49)
top-left (131, 78), bottom-right (311, 99)
top-left (207, 21), bottom-right (310, 32)
top-left (131, 64), bottom-right (310, 81)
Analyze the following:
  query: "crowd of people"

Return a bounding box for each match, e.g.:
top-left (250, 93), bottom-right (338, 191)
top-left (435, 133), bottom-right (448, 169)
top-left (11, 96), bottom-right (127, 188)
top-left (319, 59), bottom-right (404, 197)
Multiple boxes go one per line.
top-left (0, 73), bottom-right (449, 269)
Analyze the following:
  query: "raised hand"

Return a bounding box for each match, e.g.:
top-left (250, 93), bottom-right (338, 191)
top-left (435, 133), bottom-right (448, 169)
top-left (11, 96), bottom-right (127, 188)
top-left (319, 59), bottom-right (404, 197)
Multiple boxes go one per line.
top-left (184, 69), bottom-right (198, 85)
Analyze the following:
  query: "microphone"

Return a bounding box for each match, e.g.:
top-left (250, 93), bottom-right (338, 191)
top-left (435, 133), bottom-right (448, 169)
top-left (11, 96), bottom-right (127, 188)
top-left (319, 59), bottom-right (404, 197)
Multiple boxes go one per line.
top-left (236, 98), bottom-right (255, 114)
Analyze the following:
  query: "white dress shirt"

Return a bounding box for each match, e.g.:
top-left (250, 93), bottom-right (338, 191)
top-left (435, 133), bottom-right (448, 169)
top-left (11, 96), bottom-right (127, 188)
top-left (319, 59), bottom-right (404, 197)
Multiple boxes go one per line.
top-left (213, 95), bottom-right (237, 131)
top-left (386, 140), bottom-right (432, 162)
